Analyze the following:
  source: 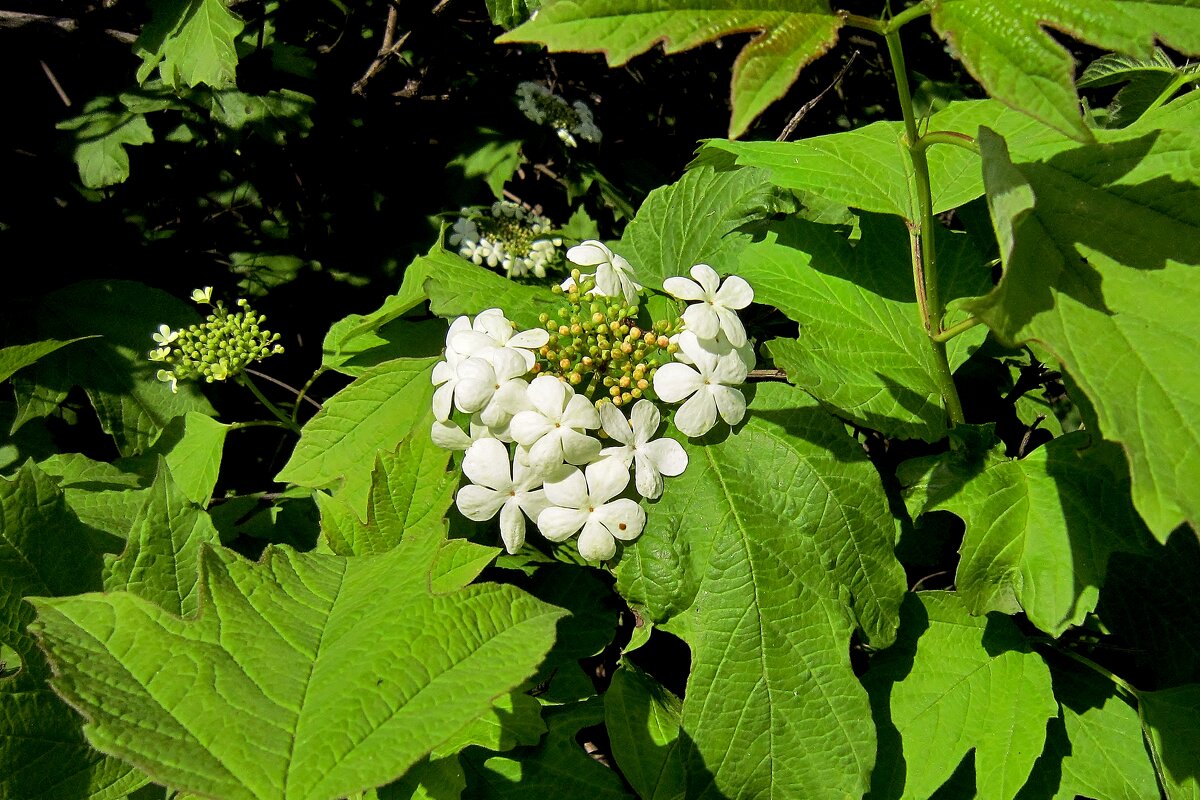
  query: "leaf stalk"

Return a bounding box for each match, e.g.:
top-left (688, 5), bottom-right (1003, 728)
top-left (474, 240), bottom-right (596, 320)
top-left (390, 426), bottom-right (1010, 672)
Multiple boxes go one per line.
top-left (237, 373), bottom-right (302, 434)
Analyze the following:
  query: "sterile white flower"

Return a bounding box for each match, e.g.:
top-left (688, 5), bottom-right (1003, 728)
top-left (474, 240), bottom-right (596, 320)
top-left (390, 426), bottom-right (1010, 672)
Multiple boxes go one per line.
top-left (663, 264), bottom-right (754, 346)
top-left (598, 400), bottom-right (688, 499)
top-left (510, 374), bottom-right (602, 468)
top-left (152, 324), bottom-right (179, 346)
top-left (537, 458), bottom-right (646, 560)
top-left (654, 330), bottom-right (749, 437)
top-left (567, 241), bottom-right (641, 306)
top-left (452, 349), bottom-right (529, 418)
top-left (148, 347), bottom-right (171, 361)
top-left (191, 286), bottom-right (213, 304)
top-left (452, 308), bottom-right (550, 371)
top-left (456, 438), bottom-right (551, 553)
top-left (156, 369), bottom-right (178, 393)
top-left (672, 329), bottom-right (757, 372)
top-left (431, 416), bottom-right (496, 450)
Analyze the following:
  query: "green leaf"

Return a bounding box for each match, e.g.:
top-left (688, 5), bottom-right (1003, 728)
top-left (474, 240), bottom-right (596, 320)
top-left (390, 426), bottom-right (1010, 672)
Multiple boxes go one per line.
top-left (56, 98), bottom-right (154, 188)
top-left (429, 538), bottom-right (502, 595)
top-left (1079, 48), bottom-right (1181, 88)
top-left (422, 250), bottom-right (559, 329)
top-left (135, 0), bottom-right (244, 89)
top-left (209, 89), bottom-right (316, 142)
top-left (929, 0), bottom-right (1200, 141)
top-left (122, 411), bottom-right (228, 506)
top-left (605, 661), bottom-right (686, 800)
top-left (102, 461), bottom-right (221, 617)
top-left (618, 383), bottom-right (904, 647)
top-left (499, 0), bottom-right (842, 138)
top-left (970, 126), bottom-right (1200, 539)
top-left (1141, 685), bottom-right (1200, 799)
top-left (1017, 662), bottom-right (1158, 800)
top-left (866, 591), bottom-right (1057, 800)
top-left (619, 164), bottom-right (781, 290)
top-left (0, 463), bottom-right (145, 800)
top-left (485, 0), bottom-right (541, 29)
top-left (29, 529), bottom-right (566, 800)
top-left (430, 691), bottom-right (546, 758)
top-left (13, 281), bottom-right (215, 454)
top-left (276, 357), bottom-right (438, 517)
top-left (448, 130), bottom-right (525, 199)
top-left (0, 337), bottom-right (96, 384)
top-left (37, 453), bottom-right (150, 542)
top-left (900, 431), bottom-right (1152, 635)
top-left (703, 99), bottom-right (1072, 221)
top-left (463, 698), bottom-right (633, 798)
top-left (746, 215), bottom-right (989, 440)
top-left (1080, 50), bottom-right (1200, 128)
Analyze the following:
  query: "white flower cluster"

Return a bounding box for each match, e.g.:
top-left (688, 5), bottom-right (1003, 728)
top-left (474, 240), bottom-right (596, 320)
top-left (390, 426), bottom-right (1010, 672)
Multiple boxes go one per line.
top-left (515, 81), bottom-right (601, 147)
top-left (449, 201), bottom-right (563, 279)
top-left (432, 246), bottom-right (755, 561)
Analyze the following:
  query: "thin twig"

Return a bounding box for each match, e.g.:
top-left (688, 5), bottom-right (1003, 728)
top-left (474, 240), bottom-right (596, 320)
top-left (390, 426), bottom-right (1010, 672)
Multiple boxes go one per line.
top-left (777, 51), bottom-right (859, 141)
top-left (747, 368), bottom-right (788, 381)
top-left (244, 368), bottom-right (322, 410)
top-left (40, 60), bottom-right (71, 107)
top-left (0, 10), bottom-right (135, 43)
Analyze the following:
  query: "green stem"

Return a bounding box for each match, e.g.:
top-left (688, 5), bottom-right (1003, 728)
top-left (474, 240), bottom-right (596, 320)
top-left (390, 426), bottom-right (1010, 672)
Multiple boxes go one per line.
top-left (885, 0), bottom-right (935, 32)
top-left (237, 373), bottom-right (301, 434)
top-left (1141, 71), bottom-right (1196, 116)
top-left (291, 366), bottom-right (327, 424)
top-left (914, 130), bottom-right (980, 154)
top-left (885, 29), bottom-right (965, 425)
top-left (1041, 643), bottom-right (1141, 705)
top-left (931, 316), bottom-right (983, 343)
top-left (228, 420), bottom-right (295, 432)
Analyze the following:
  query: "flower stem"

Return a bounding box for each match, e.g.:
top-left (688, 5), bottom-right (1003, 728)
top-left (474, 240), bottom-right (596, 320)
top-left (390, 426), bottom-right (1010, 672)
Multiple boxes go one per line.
top-left (237, 373), bottom-right (302, 434)
top-left (228, 420), bottom-right (296, 432)
top-left (291, 366), bottom-right (328, 424)
top-left (885, 28), bottom-right (966, 426)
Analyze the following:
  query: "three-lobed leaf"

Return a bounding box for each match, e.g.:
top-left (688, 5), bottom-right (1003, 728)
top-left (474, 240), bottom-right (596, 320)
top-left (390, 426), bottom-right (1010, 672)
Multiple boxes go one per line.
top-left (135, 0), bottom-right (244, 89)
top-left (56, 99), bottom-right (154, 189)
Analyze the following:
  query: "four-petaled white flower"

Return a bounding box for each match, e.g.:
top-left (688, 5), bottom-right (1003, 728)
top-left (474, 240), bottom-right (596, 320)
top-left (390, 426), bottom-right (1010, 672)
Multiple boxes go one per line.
top-left (510, 374), bottom-right (601, 469)
top-left (654, 330), bottom-right (749, 437)
top-left (152, 324), bottom-right (179, 346)
top-left (191, 287), bottom-right (213, 305)
top-left (452, 308), bottom-right (550, 370)
top-left (598, 400), bottom-right (688, 499)
top-left (663, 264), bottom-right (754, 346)
top-left (456, 438), bottom-right (551, 553)
top-left (156, 369), bottom-right (178, 393)
top-left (451, 349), bottom-right (529, 420)
top-left (567, 241), bottom-right (641, 306)
top-left (148, 347), bottom-right (171, 362)
top-left (537, 459), bottom-right (646, 560)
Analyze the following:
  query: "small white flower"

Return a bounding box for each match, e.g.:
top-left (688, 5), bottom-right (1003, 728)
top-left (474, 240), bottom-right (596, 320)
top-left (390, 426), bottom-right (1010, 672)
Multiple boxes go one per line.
top-left (156, 369), bottom-right (178, 393)
top-left (456, 438), bottom-right (551, 554)
top-left (556, 127), bottom-right (578, 148)
top-left (209, 362), bottom-right (230, 381)
top-left (452, 308), bottom-right (549, 371)
top-left (452, 349), bottom-right (528, 418)
top-left (671, 329), bottom-right (757, 372)
top-left (191, 287), bottom-right (213, 305)
top-left (567, 241), bottom-right (641, 306)
top-left (598, 400), bottom-right (688, 499)
top-left (152, 324), bottom-right (179, 346)
top-left (510, 374), bottom-right (601, 469)
top-left (654, 330), bottom-right (749, 437)
top-left (537, 459), bottom-right (646, 561)
top-left (148, 347), bottom-right (171, 362)
top-left (663, 264), bottom-right (754, 346)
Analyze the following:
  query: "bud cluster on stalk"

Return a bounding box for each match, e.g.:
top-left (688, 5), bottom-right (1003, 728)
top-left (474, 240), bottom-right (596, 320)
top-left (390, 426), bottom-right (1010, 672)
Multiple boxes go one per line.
top-left (449, 200), bottom-right (563, 279)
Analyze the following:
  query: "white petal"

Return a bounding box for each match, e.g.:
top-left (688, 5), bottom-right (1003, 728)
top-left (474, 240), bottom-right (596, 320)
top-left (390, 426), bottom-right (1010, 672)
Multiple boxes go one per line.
top-left (455, 485), bottom-right (507, 521)
top-left (446, 316), bottom-right (471, 348)
top-left (431, 420), bottom-right (473, 450)
top-left (577, 521), bottom-right (617, 560)
top-left (528, 433), bottom-right (568, 470)
top-left (674, 390), bottom-right (718, 437)
top-left (662, 276), bottom-right (706, 302)
top-left (560, 428), bottom-right (602, 465)
top-left (432, 383), bottom-right (454, 422)
top-left (508, 328), bottom-right (550, 349)
top-left (490, 348), bottom-right (530, 381)
top-left (526, 374), bottom-right (568, 417)
top-left (510, 410), bottom-right (555, 446)
top-left (593, 261), bottom-right (619, 298)
top-left (493, 379), bottom-right (533, 416)
top-left (711, 348), bottom-right (749, 385)
top-left (629, 399), bottom-right (661, 443)
top-left (462, 438), bottom-right (512, 491)
top-left (479, 395), bottom-right (515, 431)
top-left (690, 263), bottom-right (721, 296)
top-left (676, 330), bottom-right (718, 374)
top-left (642, 437), bottom-right (688, 477)
top-left (499, 501), bottom-right (526, 553)
top-left (537, 506), bottom-right (590, 541)
top-left (682, 302), bottom-right (721, 339)
top-left (595, 498), bottom-right (646, 540)
top-left (712, 385), bottom-right (747, 426)
top-left (450, 330), bottom-right (498, 358)
top-left (566, 240), bottom-right (611, 267)
top-left (516, 488), bottom-right (551, 523)
top-left (715, 274), bottom-right (753, 309)
top-left (585, 456), bottom-right (630, 503)
top-left (653, 363), bottom-right (703, 403)
top-left (561, 394), bottom-right (600, 429)
top-left (599, 401), bottom-right (635, 445)
top-left (714, 305), bottom-right (748, 347)
top-left (632, 453), bottom-right (665, 499)
top-left (598, 445), bottom-right (635, 469)
top-left (473, 308), bottom-right (511, 339)
top-left (432, 359), bottom-right (455, 386)
top-left (543, 466), bottom-right (588, 507)
top-left (454, 377), bottom-right (495, 414)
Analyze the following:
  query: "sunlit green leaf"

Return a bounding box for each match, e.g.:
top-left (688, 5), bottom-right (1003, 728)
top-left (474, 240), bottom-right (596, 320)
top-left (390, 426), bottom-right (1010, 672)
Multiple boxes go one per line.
top-left (135, 0), bottom-right (244, 89)
top-left (57, 99), bottom-right (154, 188)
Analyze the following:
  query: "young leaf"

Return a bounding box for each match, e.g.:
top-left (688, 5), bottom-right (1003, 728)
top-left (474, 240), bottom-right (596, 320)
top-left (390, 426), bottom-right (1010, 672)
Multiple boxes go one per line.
top-left (929, 0), bottom-right (1200, 141)
top-left (0, 463), bottom-right (146, 800)
top-left (102, 461), bottom-right (221, 617)
top-left (746, 215), bottom-right (989, 440)
top-left (866, 591), bottom-right (1057, 800)
top-left (135, 0), bottom-right (244, 89)
top-left (56, 99), bottom-right (154, 189)
top-left (29, 530), bottom-right (566, 800)
top-left (499, 0), bottom-right (843, 138)
top-left (605, 661), bottom-right (686, 800)
top-left (971, 126), bottom-right (1200, 539)
top-left (0, 337), bottom-right (96, 384)
top-left (276, 357), bottom-right (438, 517)
top-left (618, 164), bottom-right (780, 290)
top-left (900, 431), bottom-right (1152, 636)
top-left (1017, 662), bottom-right (1159, 800)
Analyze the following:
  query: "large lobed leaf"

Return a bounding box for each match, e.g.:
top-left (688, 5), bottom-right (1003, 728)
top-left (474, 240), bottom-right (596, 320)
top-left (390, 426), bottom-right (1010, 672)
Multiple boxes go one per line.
top-left (499, 0), bottom-right (843, 138)
top-left (30, 526), bottom-right (566, 800)
top-left (929, 0), bottom-right (1200, 141)
top-left (135, 0), bottom-right (244, 89)
top-left (900, 430), bottom-right (1153, 636)
top-left (971, 125), bottom-right (1200, 539)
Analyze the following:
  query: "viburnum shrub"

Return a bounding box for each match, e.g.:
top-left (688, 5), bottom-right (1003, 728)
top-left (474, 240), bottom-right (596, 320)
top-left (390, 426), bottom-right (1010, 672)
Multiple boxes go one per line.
top-left (3, 1), bottom-right (1200, 799)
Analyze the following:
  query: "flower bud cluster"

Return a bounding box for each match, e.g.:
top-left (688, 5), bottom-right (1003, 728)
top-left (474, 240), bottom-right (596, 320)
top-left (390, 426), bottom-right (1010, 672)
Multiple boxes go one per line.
top-left (148, 288), bottom-right (283, 393)
top-left (449, 201), bottom-right (563, 279)
top-left (431, 243), bottom-right (756, 562)
top-left (515, 81), bottom-right (601, 147)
